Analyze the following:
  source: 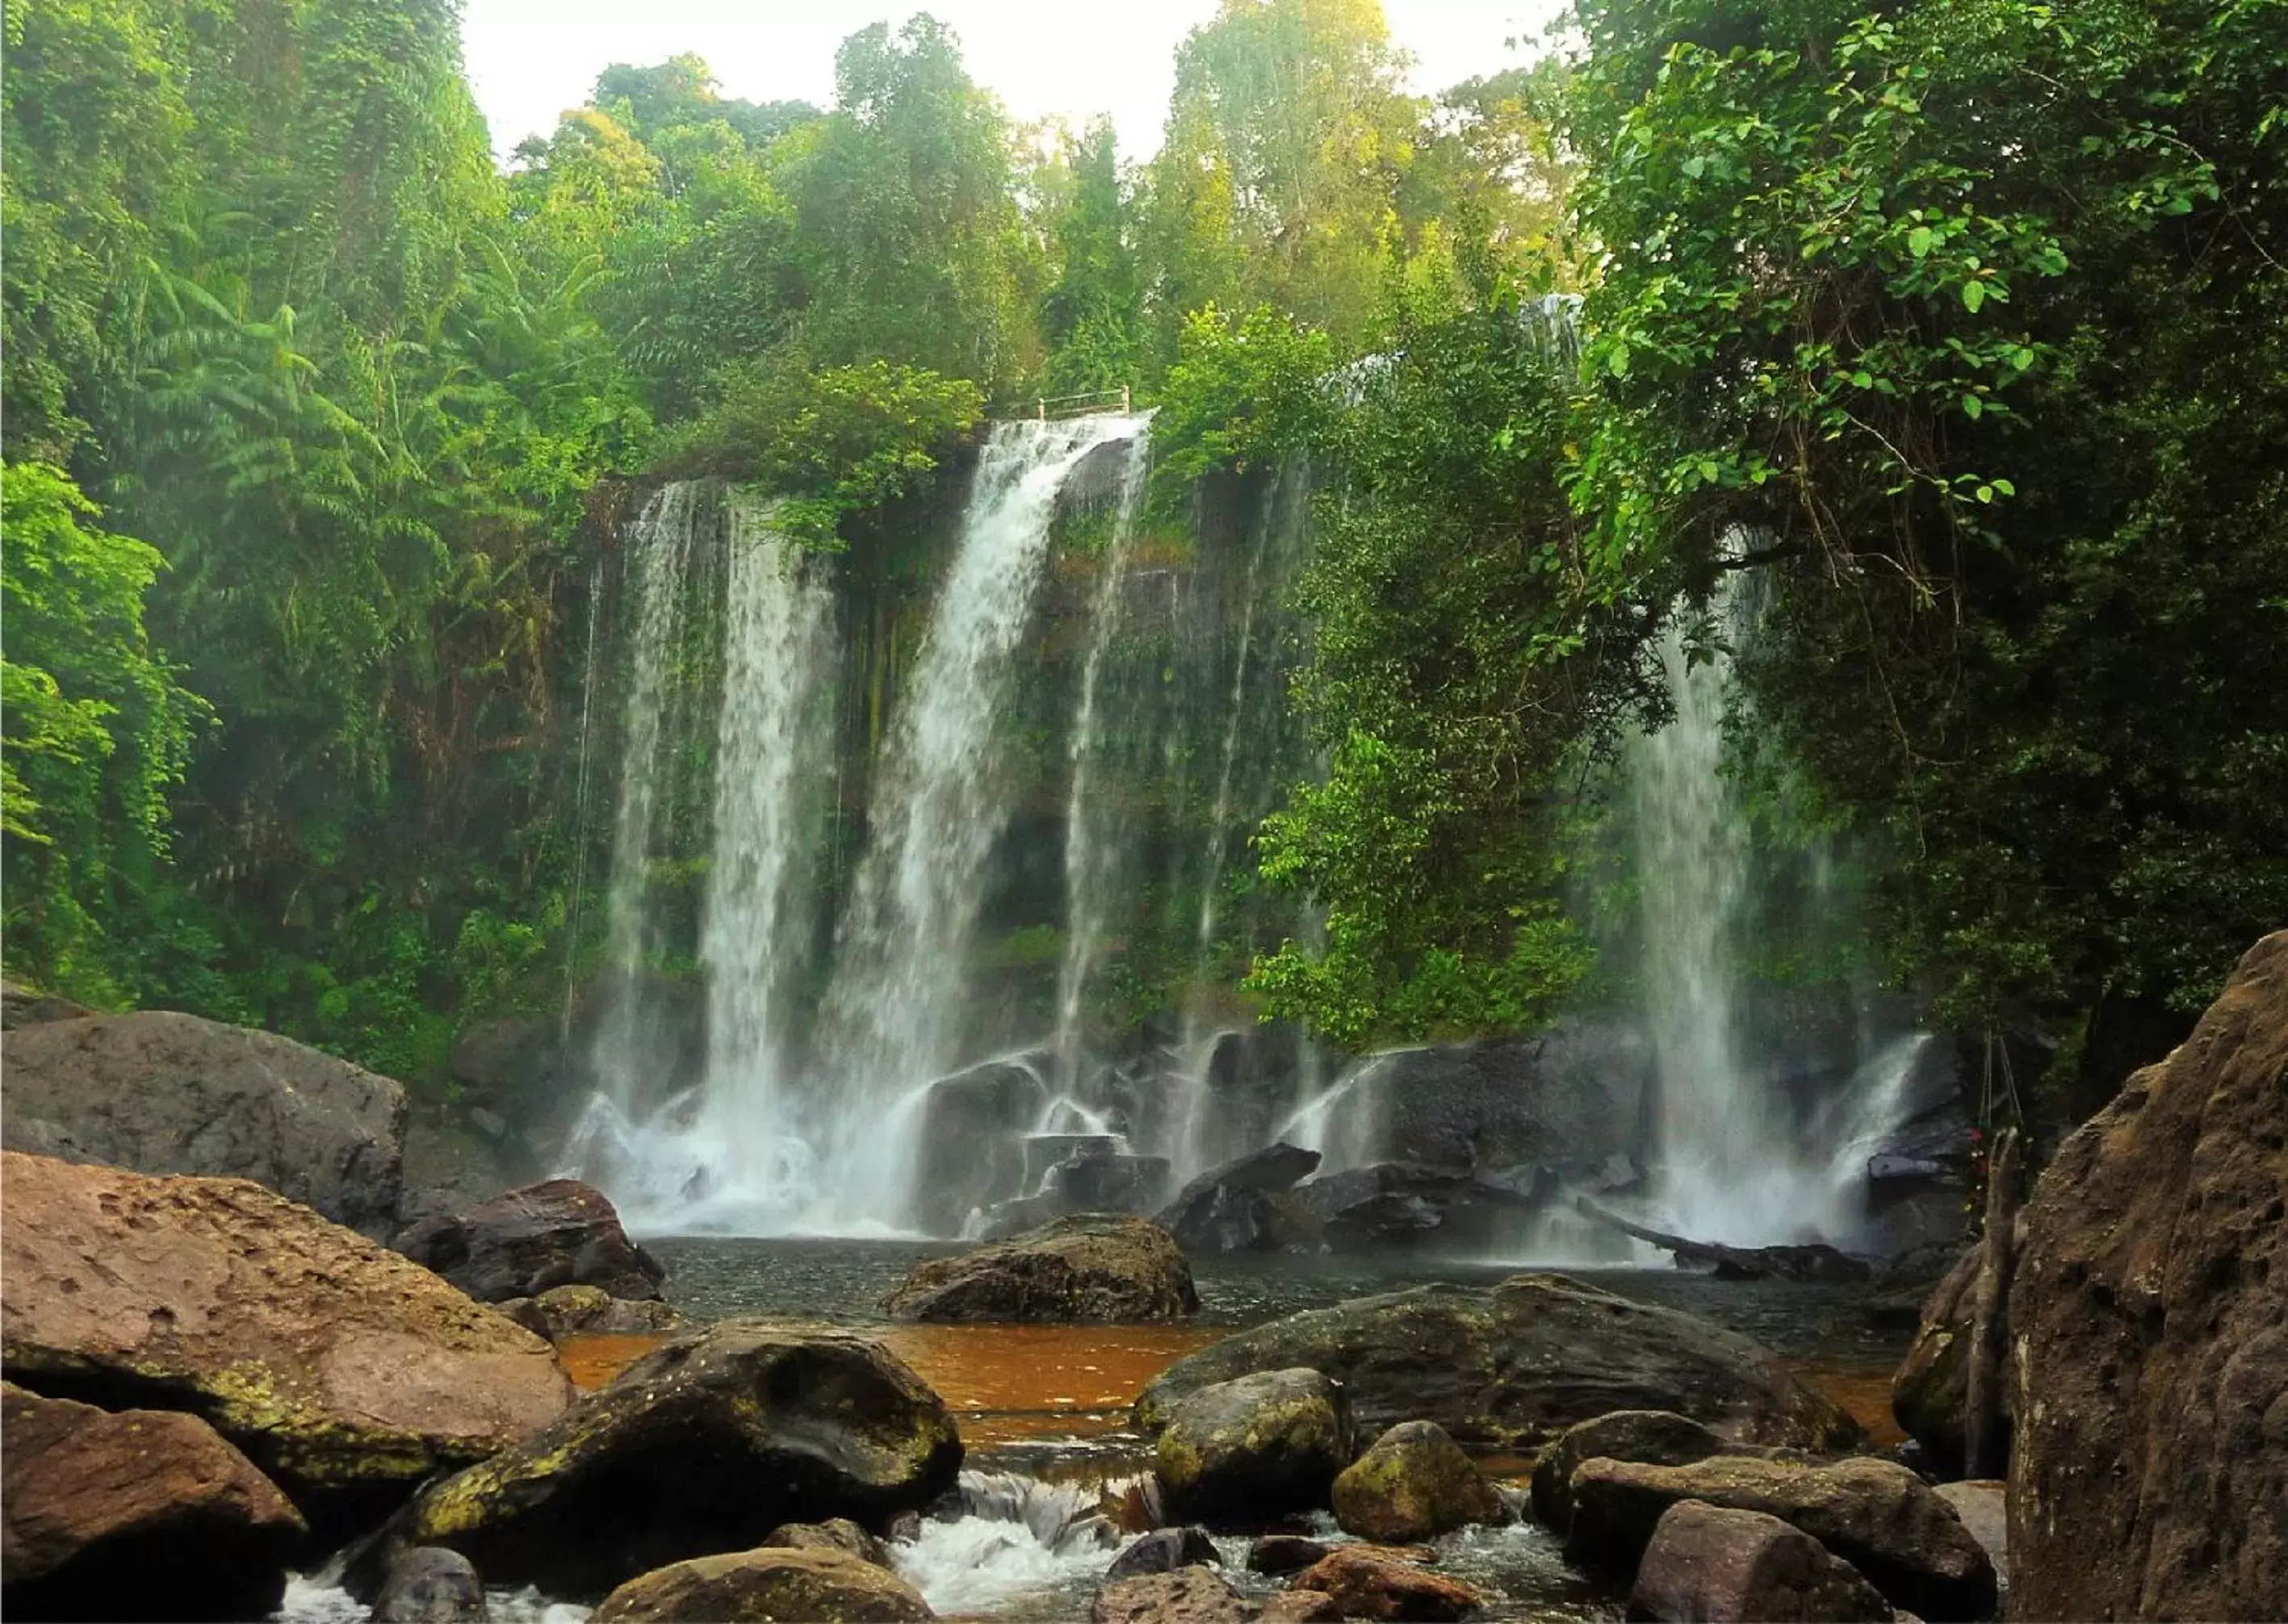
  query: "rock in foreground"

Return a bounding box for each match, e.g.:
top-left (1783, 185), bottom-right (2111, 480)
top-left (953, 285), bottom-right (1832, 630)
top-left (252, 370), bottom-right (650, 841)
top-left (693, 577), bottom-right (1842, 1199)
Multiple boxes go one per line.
top-left (0, 1152), bottom-right (569, 1507)
top-left (1, 1381), bottom-right (308, 1622)
top-left (1155, 1367), bottom-right (1354, 1526)
top-left (592, 1547), bottom-right (933, 1622)
top-left (0, 1010), bottom-right (406, 1234)
top-left (1330, 1421), bottom-right (1502, 1543)
top-left (392, 1179), bottom-right (664, 1303)
top-left (1088, 1567), bottom-right (1252, 1624)
top-left (1566, 1454), bottom-right (1994, 1622)
top-left (1289, 1547), bottom-right (1487, 1621)
top-left (400, 1320), bottom-right (961, 1596)
top-left (1628, 1501), bottom-right (1895, 1622)
top-left (882, 1213), bottom-right (1197, 1322)
top-left (1136, 1274), bottom-right (1858, 1451)
top-left (2009, 931), bottom-right (2288, 1624)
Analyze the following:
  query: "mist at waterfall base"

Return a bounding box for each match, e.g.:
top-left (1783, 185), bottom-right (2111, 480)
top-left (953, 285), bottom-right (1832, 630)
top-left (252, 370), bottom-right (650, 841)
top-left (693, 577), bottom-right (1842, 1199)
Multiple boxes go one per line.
top-left (556, 417), bottom-right (1942, 1254)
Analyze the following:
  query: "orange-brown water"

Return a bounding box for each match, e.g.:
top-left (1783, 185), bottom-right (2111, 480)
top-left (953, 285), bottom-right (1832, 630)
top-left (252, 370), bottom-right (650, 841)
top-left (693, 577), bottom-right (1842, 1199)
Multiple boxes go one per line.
top-left (557, 1325), bottom-right (1900, 1453)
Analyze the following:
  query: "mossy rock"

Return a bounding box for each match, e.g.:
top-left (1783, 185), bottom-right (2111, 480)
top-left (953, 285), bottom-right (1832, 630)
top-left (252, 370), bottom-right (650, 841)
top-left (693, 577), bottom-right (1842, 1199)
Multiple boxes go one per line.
top-left (1155, 1367), bottom-right (1352, 1526)
top-left (1330, 1420), bottom-right (1503, 1542)
top-left (592, 1547), bottom-right (933, 1622)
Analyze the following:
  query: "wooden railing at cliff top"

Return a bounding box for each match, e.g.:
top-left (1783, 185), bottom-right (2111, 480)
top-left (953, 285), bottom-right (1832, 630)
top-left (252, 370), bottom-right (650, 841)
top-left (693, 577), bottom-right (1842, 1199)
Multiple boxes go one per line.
top-left (994, 386), bottom-right (1134, 421)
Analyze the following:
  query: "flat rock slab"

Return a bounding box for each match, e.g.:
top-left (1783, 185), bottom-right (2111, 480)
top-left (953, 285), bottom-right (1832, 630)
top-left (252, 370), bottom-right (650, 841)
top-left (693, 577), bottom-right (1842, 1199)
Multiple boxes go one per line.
top-left (0, 1152), bottom-right (568, 1505)
top-left (1137, 1273), bottom-right (1861, 1452)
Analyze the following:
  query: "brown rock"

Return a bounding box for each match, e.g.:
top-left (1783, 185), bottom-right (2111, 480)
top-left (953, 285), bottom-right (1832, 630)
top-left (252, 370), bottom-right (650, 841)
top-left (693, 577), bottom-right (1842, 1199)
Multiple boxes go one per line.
top-left (392, 1179), bottom-right (664, 1303)
top-left (761, 1517), bottom-right (894, 1570)
top-left (591, 1546), bottom-right (933, 1622)
top-left (1528, 1409), bottom-right (1765, 1534)
top-left (0, 1153), bottom-right (569, 1507)
top-left (882, 1213), bottom-right (1198, 1322)
top-left (498, 1284), bottom-right (685, 1341)
top-left (2, 1381), bottom-right (307, 1622)
top-left (1566, 1455), bottom-right (1993, 1622)
top-left (2009, 931), bottom-right (2288, 1623)
top-left (1289, 1547), bottom-right (1486, 1621)
top-left (1247, 1535), bottom-right (1332, 1575)
top-left (1088, 1567), bottom-right (1254, 1624)
top-left (1330, 1421), bottom-right (1503, 1542)
top-left (1626, 1500), bottom-right (1895, 1622)
top-left (0, 1010), bottom-right (405, 1234)
top-left (1258, 1592), bottom-right (1343, 1623)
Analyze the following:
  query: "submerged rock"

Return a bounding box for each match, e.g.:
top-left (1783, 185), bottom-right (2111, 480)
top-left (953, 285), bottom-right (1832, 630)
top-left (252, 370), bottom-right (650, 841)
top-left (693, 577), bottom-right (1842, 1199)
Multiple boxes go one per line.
top-left (1136, 1274), bottom-right (1860, 1453)
top-left (2008, 930), bottom-right (2288, 1622)
top-left (391, 1178), bottom-right (664, 1304)
top-left (1527, 1409), bottom-right (1769, 1534)
top-left (0, 1010), bottom-right (406, 1235)
top-left (0, 1152), bottom-right (570, 1510)
top-left (0, 1381), bottom-right (308, 1622)
top-left (397, 1320), bottom-right (961, 1596)
top-left (1088, 1567), bottom-right (1252, 1624)
top-left (371, 1546), bottom-right (489, 1623)
top-left (592, 1546), bottom-right (934, 1622)
top-left (1628, 1501), bottom-right (1896, 1623)
top-left (1565, 1454), bottom-right (1995, 1622)
top-left (882, 1213), bottom-right (1197, 1322)
top-left (1330, 1421), bottom-right (1503, 1543)
top-left (1287, 1547), bottom-right (1487, 1622)
top-left (1155, 1367), bottom-right (1354, 1526)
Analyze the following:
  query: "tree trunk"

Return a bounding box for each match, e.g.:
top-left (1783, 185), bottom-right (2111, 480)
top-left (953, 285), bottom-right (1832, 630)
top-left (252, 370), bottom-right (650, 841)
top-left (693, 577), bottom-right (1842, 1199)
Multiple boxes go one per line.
top-left (1965, 1126), bottom-right (2021, 1477)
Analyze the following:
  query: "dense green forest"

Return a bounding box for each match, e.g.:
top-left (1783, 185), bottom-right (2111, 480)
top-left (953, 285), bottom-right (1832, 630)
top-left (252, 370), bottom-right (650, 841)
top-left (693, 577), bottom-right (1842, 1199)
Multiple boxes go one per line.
top-left (5, 0), bottom-right (2283, 1100)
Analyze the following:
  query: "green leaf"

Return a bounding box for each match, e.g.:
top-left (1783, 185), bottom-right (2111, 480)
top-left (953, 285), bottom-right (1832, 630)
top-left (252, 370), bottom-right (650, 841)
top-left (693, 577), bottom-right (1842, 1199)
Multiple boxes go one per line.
top-left (1908, 224), bottom-right (1935, 258)
top-left (1962, 280), bottom-right (1987, 313)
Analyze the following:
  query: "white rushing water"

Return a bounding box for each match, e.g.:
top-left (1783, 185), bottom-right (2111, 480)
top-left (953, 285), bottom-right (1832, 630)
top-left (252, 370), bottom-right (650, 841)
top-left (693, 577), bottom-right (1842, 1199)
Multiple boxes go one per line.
top-left (1050, 419), bottom-right (1154, 1086)
top-left (818, 414), bottom-right (1149, 1226)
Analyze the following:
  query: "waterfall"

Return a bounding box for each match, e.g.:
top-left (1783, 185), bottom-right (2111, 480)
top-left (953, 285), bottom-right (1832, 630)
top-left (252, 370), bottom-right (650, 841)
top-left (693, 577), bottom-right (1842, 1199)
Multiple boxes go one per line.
top-left (819, 413), bottom-right (1150, 1224)
top-left (1050, 418), bottom-right (1154, 1086)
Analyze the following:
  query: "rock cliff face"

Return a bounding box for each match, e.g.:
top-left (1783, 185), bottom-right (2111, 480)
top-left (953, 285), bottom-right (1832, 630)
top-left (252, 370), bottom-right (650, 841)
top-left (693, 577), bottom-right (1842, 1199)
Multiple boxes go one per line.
top-left (2008, 930), bottom-right (2287, 1622)
top-left (0, 1011), bottom-right (406, 1236)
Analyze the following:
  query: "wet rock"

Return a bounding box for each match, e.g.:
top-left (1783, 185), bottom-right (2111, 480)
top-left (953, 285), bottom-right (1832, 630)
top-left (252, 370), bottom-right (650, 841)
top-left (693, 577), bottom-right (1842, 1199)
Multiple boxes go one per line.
top-left (398, 1320), bottom-right (960, 1596)
top-left (1566, 1454), bottom-right (1995, 1622)
top-left (1289, 1547), bottom-right (1487, 1621)
top-left (1156, 1368), bottom-right (1354, 1526)
top-left (497, 1284), bottom-right (685, 1341)
top-left (1888, 1243), bottom-right (1980, 1478)
top-left (1257, 1592), bottom-right (1343, 1623)
top-left (1136, 1274), bottom-right (1861, 1453)
top-left (1364, 1023), bottom-right (1653, 1180)
top-left (1528, 1410), bottom-right (1764, 1534)
top-left (592, 1547), bottom-right (934, 1622)
top-left (882, 1213), bottom-right (1197, 1322)
top-left (0, 1011), bottom-right (406, 1235)
top-left (761, 1517), bottom-right (895, 1569)
top-left (2008, 931), bottom-right (2288, 1623)
top-left (1088, 1567), bottom-right (1252, 1624)
top-left (1247, 1535), bottom-right (1332, 1575)
top-left (390, 1178), bottom-right (664, 1304)
top-left (1627, 1501), bottom-right (1895, 1622)
top-left (911, 1057), bottom-right (1052, 1236)
top-left (1330, 1421), bottom-right (1503, 1543)
top-left (1107, 1526), bottom-right (1221, 1579)
top-left (1159, 1145), bottom-right (1322, 1256)
top-left (1, 1381), bottom-right (308, 1622)
top-left (1930, 1482), bottom-right (2005, 1610)
top-left (371, 1546), bottom-right (489, 1622)
top-left (1294, 1163), bottom-right (1540, 1254)
top-left (0, 1152), bottom-right (569, 1513)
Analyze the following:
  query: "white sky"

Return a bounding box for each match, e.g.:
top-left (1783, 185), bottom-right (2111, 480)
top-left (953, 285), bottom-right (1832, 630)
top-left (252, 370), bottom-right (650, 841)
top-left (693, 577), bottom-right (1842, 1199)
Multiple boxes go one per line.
top-left (460, 0), bottom-right (1568, 163)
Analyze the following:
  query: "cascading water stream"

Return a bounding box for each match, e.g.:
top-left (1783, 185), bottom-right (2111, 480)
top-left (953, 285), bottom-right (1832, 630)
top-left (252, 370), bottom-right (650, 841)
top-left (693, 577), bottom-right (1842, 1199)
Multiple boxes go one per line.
top-left (819, 413), bottom-right (1150, 1225)
top-left (1050, 420), bottom-right (1154, 1087)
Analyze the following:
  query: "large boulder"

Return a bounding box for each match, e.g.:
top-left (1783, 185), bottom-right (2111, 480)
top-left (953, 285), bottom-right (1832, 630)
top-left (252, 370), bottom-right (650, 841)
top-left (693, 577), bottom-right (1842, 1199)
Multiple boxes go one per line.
top-left (1155, 1368), bottom-right (1354, 1526)
top-left (1088, 1567), bottom-right (1252, 1624)
top-left (1158, 1145), bottom-right (1322, 1256)
top-left (592, 1547), bottom-right (933, 1622)
top-left (1287, 1547), bottom-right (1488, 1622)
top-left (1888, 1242), bottom-right (1982, 1478)
top-left (0, 1153), bottom-right (569, 1510)
top-left (910, 1055), bottom-right (1051, 1236)
top-left (1293, 1163), bottom-right (1543, 1254)
top-left (1565, 1454), bottom-right (1996, 1622)
top-left (0, 1011), bottom-right (406, 1235)
top-left (1330, 1421), bottom-right (1503, 1543)
top-left (1, 1381), bottom-right (308, 1622)
top-left (1136, 1274), bottom-right (1860, 1453)
top-left (391, 1178), bottom-right (664, 1304)
top-left (2008, 930), bottom-right (2288, 1622)
top-left (1527, 1410), bottom-right (1757, 1534)
top-left (882, 1213), bottom-right (1197, 1322)
top-left (1628, 1501), bottom-right (1896, 1623)
top-left (396, 1321), bottom-right (961, 1596)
